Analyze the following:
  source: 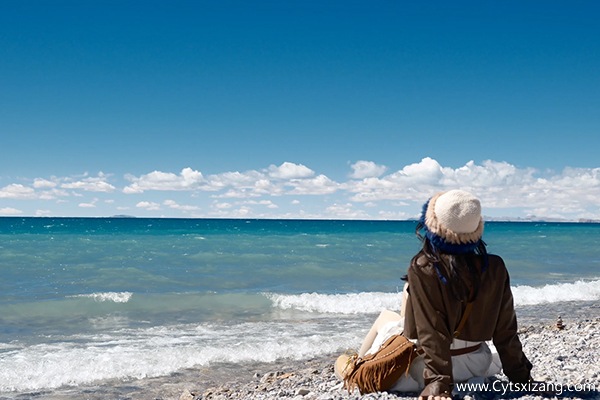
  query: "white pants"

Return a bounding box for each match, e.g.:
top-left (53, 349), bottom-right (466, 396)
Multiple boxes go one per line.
top-left (364, 315), bottom-right (502, 392)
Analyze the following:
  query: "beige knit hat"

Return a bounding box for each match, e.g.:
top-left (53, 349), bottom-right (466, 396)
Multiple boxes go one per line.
top-left (424, 189), bottom-right (484, 245)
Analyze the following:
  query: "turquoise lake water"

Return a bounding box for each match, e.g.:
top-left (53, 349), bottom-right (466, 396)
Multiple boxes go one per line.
top-left (1, 218), bottom-right (599, 394)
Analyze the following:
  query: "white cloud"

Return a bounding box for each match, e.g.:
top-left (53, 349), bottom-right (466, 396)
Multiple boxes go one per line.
top-left (36, 188), bottom-right (69, 200)
top-left (348, 158), bottom-right (539, 205)
top-left (210, 205), bottom-right (251, 218)
top-left (387, 157), bottom-right (444, 185)
top-left (0, 184), bottom-right (36, 199)
top-left (288, 174), bottom-right (339, 195)
top-left (124, 168), bottom-right (204, 193)
top-left (4, 158), bottom-right (600, 220)
top-left (439, 160), bottom-right (536, 189)
top-left (207, 171), bottom-right (264, 188)
top-left (324, 203), bottom-right (371, 219)
top-left (213, 201), bottom-right (232, 209)
top-left (62, 180), bottom-right (115, 192)
top-left (164, 199), bottom-right (200, 211)
top-left (212, 188), bottom-right (264, 199)
top-left (349, 160), bottom-right (388, 179)
top-left (377, 209), bottom-right (412, 220)
top-left (33, 178), bottom-right (58, 189)
top-left (0, 174), bottom-right (113, 203)
top-left (122, 162), bottom-right (323, 200)
top-left (346, 158), bottom-right (444, 202)
top-left (61, 173), bottom-right (116, 192)
top-left (136, 201), bottom-right (161, 211)
top-left (79, 198), bottom-right (100, 208)
top-left (0, 207), bottom-right (22, 215)
top-left (210, 199), bottom-right (279, 215)
top-left (268, 162), bottom-right (314, 179)
top-left (244, 199), bottom-right (278, 209)
top-left (481, 166), bottom-right (600, 218)
top-left (205, 170), bottom-right (278, 197)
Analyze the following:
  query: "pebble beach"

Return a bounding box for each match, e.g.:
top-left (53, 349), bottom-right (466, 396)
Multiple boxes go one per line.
top-left (179, 318), bottom-right (600, 400)
top-left (6, 317), bottom-right (597, 400)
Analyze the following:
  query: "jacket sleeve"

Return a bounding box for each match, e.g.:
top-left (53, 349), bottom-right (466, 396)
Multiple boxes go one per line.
top-left (407, 265), bottom-right (454, 397)
top-left (492, 267), bottom-right (533, 383)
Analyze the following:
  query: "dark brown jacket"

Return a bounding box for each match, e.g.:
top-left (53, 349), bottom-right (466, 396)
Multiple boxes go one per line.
top-left (403, 253), bottom-right (532, 397)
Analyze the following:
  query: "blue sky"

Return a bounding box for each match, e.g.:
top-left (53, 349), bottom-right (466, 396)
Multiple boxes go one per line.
top-left (1, 1), bottom-right (599, 220)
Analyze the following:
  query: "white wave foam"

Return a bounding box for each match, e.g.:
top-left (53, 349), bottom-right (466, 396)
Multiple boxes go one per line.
top-left (0, 318), bottom-right (365, 392)
top-left (512, 279), bottom-right (600, 306)
top-left (266, 279), bottom-right (600, 314)
top-left (4, 280), bottom-right (598, 393)
top-left (70, 292), bottom-right (133, 303)
top-left (266, 292), bottom-right (402, 314)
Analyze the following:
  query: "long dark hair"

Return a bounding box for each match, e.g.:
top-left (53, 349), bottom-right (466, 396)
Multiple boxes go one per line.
top-left (411, 219), bottom-right (488, 302)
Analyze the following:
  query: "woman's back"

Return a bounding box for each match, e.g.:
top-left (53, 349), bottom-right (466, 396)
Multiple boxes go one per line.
top-left (403, 190), bottom-right (532, 397)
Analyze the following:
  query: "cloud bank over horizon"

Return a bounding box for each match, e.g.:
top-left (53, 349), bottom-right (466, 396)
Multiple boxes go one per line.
top-left (1, 157), bottom-right (599, 221)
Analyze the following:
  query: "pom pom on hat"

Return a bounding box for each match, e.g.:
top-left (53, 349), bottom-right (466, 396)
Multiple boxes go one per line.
top-left (423, 189), bottom-right (484, 246)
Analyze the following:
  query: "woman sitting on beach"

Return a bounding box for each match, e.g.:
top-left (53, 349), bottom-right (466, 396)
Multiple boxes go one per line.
top-left (337, 190), bottom-right (533, 399)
